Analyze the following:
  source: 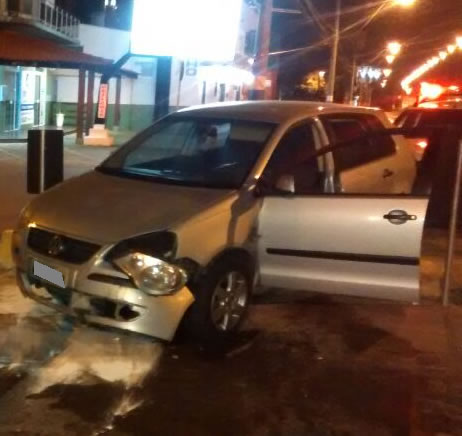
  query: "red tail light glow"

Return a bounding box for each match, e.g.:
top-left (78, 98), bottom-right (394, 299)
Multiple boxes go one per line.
top-left (420, 82), bottom-right (444, 100)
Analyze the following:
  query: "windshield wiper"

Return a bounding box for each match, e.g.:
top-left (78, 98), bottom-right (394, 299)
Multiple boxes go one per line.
top-left (97, 166), bottom-right (196, 184)
top-left (96, 166), bottom-right (236, 189)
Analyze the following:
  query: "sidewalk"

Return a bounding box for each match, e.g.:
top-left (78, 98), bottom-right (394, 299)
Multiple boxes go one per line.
top-left (0, 126), bottom-right (76, 143)
top-left (0, 135), bottom-right (133, 233)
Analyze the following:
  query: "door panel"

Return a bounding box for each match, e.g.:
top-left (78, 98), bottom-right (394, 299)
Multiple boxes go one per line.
top-left (258, 196), bottom-right (429, 302)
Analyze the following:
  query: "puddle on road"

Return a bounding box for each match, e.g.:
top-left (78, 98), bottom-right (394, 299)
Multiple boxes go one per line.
top-left (30, 328), bottom-right (163, 394)
top-left (27, 327), bottom-right (164, 430)
top-left (0, 274), bottom-right (164, 428)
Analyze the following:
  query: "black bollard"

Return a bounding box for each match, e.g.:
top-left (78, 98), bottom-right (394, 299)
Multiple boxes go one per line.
top-left (27, 130), bottom-right (64, 194)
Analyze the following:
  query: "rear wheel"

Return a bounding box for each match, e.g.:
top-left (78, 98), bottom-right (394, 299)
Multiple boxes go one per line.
top-left (186, 256), bottom-right (252, 343)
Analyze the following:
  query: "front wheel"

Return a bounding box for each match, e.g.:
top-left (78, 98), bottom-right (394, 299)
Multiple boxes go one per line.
top-left (186, 257), bottom-right (252, 343)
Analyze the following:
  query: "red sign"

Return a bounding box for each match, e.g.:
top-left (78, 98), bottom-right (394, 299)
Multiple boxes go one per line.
top-left (97, 84), bottom-right (109, 119)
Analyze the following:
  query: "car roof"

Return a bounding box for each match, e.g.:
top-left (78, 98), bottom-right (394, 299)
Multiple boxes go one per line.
top-left (403, 107), bottom-right (462, 112)
top-left (176, 100), bottom-right (382, 124)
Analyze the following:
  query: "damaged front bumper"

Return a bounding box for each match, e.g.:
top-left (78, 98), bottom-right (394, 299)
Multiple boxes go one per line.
top-left (16, 250), bottom-right (195, 341)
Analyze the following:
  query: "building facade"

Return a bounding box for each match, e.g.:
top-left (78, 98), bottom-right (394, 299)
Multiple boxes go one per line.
top-left (169, 0), bottom-right (260, 108)
top-left (0, 0), bottom-right (261, 137)
top-left (0, 0), bottom-right (80, 134)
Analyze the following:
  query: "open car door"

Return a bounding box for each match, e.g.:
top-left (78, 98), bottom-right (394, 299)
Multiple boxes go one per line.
top-left (257, 122), bottom-right (431, 302)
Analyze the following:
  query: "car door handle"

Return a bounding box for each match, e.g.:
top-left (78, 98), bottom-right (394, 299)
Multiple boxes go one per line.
top-left (383, 210), bottom-right (417, 224)
top-left (383, 168), bottom-right (394, 178)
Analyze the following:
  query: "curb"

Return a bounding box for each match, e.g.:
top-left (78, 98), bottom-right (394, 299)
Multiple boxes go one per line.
top-left (0, 230), bottom-right (14, 270)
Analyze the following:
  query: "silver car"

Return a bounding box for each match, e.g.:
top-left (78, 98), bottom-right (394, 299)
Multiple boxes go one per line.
top-left (12, 101), bottom-right (425, 342)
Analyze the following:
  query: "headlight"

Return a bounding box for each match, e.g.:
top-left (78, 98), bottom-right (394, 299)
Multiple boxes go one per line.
top-left (115, 252), bottom-right (187, 296)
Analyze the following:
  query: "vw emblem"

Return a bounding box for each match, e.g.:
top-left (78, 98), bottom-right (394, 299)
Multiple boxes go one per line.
top-left (48, 235), bottom-right (65, 256)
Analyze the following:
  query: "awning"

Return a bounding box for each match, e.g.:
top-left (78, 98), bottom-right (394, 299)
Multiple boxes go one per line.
top-left (0, 30), bottom-right (137, 77)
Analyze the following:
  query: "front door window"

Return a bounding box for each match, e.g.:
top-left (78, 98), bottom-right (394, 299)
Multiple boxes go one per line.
top-left (262, 122), bottom-right (324, 194)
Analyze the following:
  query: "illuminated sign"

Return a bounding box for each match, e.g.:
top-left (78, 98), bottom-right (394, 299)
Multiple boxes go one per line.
top-left (130, 0), bottom-right (243, 61)
top-left (358, 66), bottom-right (382, 82)
top-left (98, 84), bottom-right (109, 119)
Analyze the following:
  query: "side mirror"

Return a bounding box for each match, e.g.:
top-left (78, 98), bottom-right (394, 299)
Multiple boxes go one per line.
top-left (253, 174), bottom-right (295, 197)
top-left (275, 174), bottom-right (295, 194)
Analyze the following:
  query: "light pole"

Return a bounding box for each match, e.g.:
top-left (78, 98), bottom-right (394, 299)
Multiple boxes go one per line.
top-left (326, 0), bottom-right (340, 102)
top-left (327, 0), bottom-right (416, 103)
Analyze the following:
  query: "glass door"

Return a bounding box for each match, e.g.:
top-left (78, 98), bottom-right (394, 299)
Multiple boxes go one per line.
top-left (34, 74), bottom-right (41, 126)
top-left (2, 69), bottom-right (19, 132)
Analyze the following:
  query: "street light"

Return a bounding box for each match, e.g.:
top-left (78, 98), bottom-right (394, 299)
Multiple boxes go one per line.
top-left (393, 0), bottom-right (416, 7)
top-left (456, 36), bottom-right (462, 49)
top-left (402, 35), bottom-right (461, 95)
top-left (387, 41), bottom-right (402, 56)
top-left (326, 0), bottom-right (417, 102)
top-left (386, 55), bottom-right (396, 64)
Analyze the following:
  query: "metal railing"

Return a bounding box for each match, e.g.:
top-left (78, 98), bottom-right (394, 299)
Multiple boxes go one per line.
top-left (0, 0), bottom-right (80, 41)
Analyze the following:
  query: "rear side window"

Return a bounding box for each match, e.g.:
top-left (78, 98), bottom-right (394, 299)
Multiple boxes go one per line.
top-left (322, 114), bottom-right (396, 172)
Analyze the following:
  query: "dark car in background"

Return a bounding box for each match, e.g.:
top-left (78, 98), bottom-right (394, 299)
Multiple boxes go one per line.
top-left (394, 108), bottom-right (462, 161)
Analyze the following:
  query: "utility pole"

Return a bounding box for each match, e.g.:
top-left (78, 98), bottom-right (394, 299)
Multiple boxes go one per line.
top-left (251, 0), bottom-right (273, 100)
top-left (326, 0), bottom-right (341, 102)
top-left (347, 56), bottom-right (357, 104)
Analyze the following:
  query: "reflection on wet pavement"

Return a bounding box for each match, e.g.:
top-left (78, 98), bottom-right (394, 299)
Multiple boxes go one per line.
top-left (29, 328), bottom-right (162, 394)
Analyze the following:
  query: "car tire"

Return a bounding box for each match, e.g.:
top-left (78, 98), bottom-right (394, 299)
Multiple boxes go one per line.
top-left (185, 255), bottom-right (253, 344)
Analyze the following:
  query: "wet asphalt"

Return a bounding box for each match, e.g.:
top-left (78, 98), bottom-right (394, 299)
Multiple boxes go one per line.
top-left (1, 271), bottom-right (462, 436)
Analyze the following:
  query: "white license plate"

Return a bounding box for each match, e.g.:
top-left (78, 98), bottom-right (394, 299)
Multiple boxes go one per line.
top-left (33, 260), bottom-right (66, 289)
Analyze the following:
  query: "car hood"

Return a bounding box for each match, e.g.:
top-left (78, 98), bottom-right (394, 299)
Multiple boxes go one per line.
top-left (27, 171), bottom-right (234, 244)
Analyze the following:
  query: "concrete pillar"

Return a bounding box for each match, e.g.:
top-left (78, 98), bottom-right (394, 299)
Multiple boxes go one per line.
top-left (154, 57), bottom-right (172, 121)
top-left (114, 75), bottom-right (122, 129)
top-left (85, 70), bottom-right (95, 136)
top-left (76, 68), bottom-right (86, 145)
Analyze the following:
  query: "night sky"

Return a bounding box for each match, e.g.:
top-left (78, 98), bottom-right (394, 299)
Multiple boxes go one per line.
top-left (65, 0), bottom-right (133, 29)
top-left (68, 0), bottom-right (462, 93)
top-left (273, 0), bottom-right (462, 94)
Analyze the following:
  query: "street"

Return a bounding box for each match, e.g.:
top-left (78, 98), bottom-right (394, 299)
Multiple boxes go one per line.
top-left (1, 265), bottom-right (462, 435)
top-left (1, 139), bottom-right (462, 435)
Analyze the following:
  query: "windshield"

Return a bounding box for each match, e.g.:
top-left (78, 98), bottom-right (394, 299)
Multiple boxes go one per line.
top-left (99, 116), bottom-right (275, 189)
